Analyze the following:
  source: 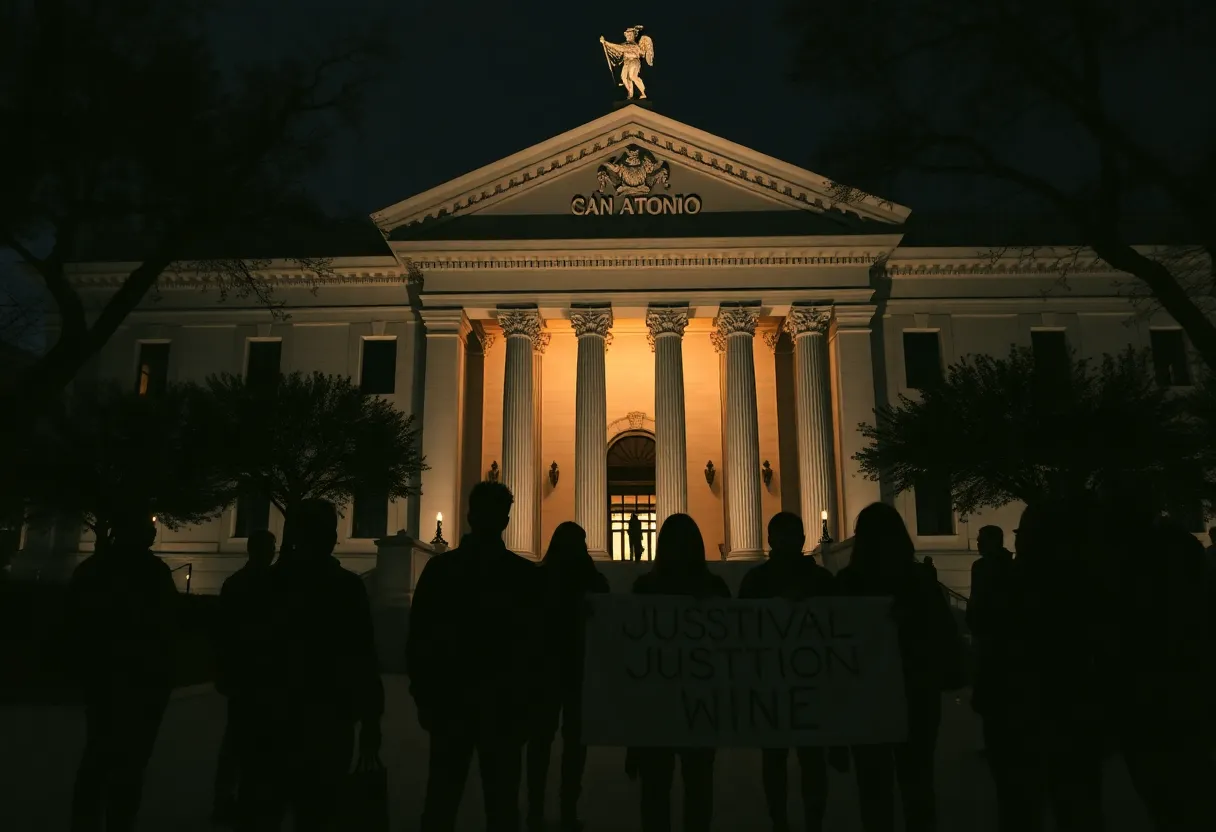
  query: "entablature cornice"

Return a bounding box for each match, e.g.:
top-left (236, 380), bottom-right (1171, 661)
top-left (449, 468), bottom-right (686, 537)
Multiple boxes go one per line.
top-left (882, 296), bottom-right (1139, 315)
top-left (66, 255), bottom-right (406, 290)
top-left (883, 245), bottom-right (1171, 278)
top-left (391, 234), bottom-right (901, 271)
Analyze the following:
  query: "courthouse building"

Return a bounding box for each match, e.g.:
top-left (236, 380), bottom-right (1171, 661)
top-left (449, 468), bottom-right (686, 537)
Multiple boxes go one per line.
top-left (30, 105), bottom-right (1199, 594)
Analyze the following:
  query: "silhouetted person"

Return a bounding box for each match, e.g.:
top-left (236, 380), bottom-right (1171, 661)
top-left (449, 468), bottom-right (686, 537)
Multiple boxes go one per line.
top-left (739, 512), bottom-right (845, 832)
top-left (1206, 526), bottom-right (1216, 575)
top-left (995, 500), bottom-right (1106, 832)
top-left (212, 529), bottom-right (277, 826)
top-left (628, 512), bottom-right (644, 561)
top-left (967, 526), bottom-right (1015, 720)
top-left (408, 482), bottom-right (545, 832)
top-left (922, 555), bottom-right (937, 584)
top-left (265, 500), bottom-right (383, 831)
top-left (627, 513), bottom-right (730, 832)
top-left (835, 503), bottom-right (963, 832)
top-left (526, 522), bottom-right (609, 832)
top-left (68, 504), bottom-right (178, 832)
top-left (1110, 518), bottom-right (1215, 831)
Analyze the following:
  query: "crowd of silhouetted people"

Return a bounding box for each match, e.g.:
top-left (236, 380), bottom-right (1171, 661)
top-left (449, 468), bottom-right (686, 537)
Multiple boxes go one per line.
top-left (61, 480), bottom-right (1216, 831)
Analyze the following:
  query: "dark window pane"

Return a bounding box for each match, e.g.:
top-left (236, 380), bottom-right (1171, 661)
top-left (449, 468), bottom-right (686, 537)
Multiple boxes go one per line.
top-left (914, 476), bottom-right (955, 536)
top-left (234, 492), bottom-right (271, 538)
top-left (903, 332), bottom-right (943, 390)
top-left (246, 340), bottom-right (282, 387)
top-left (351, 491), bottom-right (388, 539)
top-left (135, 342), bottom-right (170, 396)
top-left (1031, 330), bottom-right (1070, 392)
top-left (360, 339), bottom-right (397, 394)
top-left (1150, 330), bottom-right (1191, 386)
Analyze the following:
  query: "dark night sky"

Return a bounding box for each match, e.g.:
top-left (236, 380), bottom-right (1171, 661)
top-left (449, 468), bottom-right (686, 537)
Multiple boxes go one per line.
top-left (219, 0), bottom-right (825, 216)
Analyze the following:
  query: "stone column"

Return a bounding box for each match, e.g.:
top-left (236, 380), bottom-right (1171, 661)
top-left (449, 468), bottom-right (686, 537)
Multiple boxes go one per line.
top-left (833, 305), bottom-right (881, 535)
top-left (419, 309), bottom-right (470, 544)
top-left (498, 309), bottom-right (541, 558)
top-left (785, 306), bottom-right (838, 547)
top-left (571, 308), bottom-right (612, 558)
top-left (716, 306), bottom-right (764, 558)
top-left (647, 307), bottom-right (689, 530)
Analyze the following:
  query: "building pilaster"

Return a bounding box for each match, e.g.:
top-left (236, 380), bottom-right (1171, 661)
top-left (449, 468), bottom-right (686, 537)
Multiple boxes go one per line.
top-left (419, 308), bottom-right (471, 542)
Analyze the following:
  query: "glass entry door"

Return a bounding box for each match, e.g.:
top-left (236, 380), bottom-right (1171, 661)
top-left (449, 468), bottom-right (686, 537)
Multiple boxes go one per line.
top-left (606, 433), bottom-right (657, 561)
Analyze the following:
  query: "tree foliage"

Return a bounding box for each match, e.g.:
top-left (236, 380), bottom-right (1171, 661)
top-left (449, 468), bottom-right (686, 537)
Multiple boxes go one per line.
top-left (202, 372), bottom-right (425, 518)
top-left (787, 0), bottom-right (1216, 370)
top-left (855, 346), bottom-right (1208, 517)
top-left (19, 381), bottom-right (235, 551)
top-left (0, 0), bottom-right (395, 426)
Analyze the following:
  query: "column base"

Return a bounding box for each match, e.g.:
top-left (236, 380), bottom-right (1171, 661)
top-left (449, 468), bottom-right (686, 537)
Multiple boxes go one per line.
top-left (725, 548), bottom-right (765, 561)
top-left (589, 549), bottom-right (610, 561)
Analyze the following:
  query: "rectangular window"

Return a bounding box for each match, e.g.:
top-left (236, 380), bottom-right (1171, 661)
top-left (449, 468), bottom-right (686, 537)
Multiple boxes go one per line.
top-left (1031, 330), bottom-right (1070, 390)
top-left (351, 490), bottom-right (388, 539)
top-left (1150, 329), bottom-right (1191, 387)
top-left (135, 342), bottom-right (170, 396)
top-left (245, 340), bottom-right (282, 387)
top-left (914, 475), bottom-right (955, 536)
top-left (903, 332), bottom-right (943, 390)
top-left (360, 339), bottom-right (397, 394)
top-left (233, 492), bottom-right (271, 539)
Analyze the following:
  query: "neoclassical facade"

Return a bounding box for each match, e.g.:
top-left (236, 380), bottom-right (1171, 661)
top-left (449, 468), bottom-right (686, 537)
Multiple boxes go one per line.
top-left (29, 105), bottom-right (1197, 594)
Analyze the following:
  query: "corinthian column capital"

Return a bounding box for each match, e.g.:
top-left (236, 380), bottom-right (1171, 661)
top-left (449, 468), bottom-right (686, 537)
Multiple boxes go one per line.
top-left (784, 306), bottom-right (832, 338)
top-left (715, 306), bottom-right (759, 338)
top-left (498, 309), bottom-right (542, 340)
top-left (571, 308), bottom-right (614, 338)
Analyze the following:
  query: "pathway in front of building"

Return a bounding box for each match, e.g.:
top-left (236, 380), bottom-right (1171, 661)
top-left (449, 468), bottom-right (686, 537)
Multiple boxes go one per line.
top-left (2, 677), bottom-right (1154, 831)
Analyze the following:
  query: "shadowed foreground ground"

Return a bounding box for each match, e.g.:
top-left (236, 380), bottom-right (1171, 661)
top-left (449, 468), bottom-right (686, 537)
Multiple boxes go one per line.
top-left (1, 676), bottom-right (1155, 831)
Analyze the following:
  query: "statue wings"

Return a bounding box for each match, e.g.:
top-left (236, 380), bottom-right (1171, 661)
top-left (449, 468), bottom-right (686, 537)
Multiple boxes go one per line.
top-left (640, 34), bottom-right (654, 66)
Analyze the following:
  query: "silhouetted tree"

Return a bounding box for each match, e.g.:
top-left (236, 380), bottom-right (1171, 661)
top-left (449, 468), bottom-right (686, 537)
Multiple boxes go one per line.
top-left (0, 0), bottom-right (396, 427)
top-left (788, 1), bottom-right (1216, 369)
top-left (203, 371), bottom-right (425, 530)
top-left (855, 346), bottom-right (1208, 516)
top-left (18, 381), bottom-right (234, 552)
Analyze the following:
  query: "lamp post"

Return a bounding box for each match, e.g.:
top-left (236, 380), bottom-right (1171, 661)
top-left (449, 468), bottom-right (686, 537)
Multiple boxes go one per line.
top-left (818, 509), bottom-right (833, 563)
top-left (431, 511), bottom-right (448, 552)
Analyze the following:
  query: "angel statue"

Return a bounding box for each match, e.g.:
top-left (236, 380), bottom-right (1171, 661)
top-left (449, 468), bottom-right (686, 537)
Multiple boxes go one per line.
top-left (600, 26), bottom-right (654, 100)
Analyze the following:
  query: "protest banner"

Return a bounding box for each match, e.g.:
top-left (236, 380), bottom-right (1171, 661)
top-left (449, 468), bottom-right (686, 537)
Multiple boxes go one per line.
top-left (581, 595), bottom-right (907, 748)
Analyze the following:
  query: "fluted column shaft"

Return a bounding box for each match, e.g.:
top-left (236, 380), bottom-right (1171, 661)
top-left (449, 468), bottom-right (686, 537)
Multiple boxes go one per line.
top-left (648, 308), bottom-right (689, 530)
top-left (498, 310), bottom-right (541, 558)
top-left (572, 309), bottom-right (612, 559)
top-left (717, 307), bottom-right (763, 558)
top-left (786, 307), bottom-right (838, 548)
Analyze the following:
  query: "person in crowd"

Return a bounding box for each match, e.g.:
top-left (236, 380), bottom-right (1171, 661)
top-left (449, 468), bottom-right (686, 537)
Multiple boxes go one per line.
top-left (212, 529), bottom-right (277, 826)
top-left (408, 482), bottom-right (545, 832)
top-left (68, 504), bottom-right (178, 832)
top-left (998, 500), bottom-right (1106, 832)
top-left (628, 512), bottom-right (644, 561)
top-left (263, 500), bottom-right (383, 831)
top-left (739, 512), bottom-right (846, 832)
top-left (922, 555), bottom-right (938, 584)
top-left (967, 525), bottom-right (1016, 722)
top-left (627, 513), bottom-right (730, 832)
top-left (526, 522), bottom-right (610, 832)
top-left (1109, 517), bottom-right (1215, 831)
top-left (835, 502), bottom-right (963, 832)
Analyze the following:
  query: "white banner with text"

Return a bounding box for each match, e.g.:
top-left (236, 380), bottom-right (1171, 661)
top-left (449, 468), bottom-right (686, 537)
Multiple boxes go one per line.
top-left (581, 594), bottom-right (908, 748)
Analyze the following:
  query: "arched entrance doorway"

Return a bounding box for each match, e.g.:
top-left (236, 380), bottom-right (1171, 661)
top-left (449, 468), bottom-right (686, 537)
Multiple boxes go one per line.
top-left (606, 433), bottom-right (657, 560)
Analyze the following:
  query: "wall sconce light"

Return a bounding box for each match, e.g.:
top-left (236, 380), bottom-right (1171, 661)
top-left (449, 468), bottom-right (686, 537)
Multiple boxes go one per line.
top-left (704, 460), bottom-right (716, 486)
top-left (762, 460), bottom-right (773, 488)
top-left (549, 461), bottom-right (560, 488)
top-left (431, 511), bottom-right (448, 551)
top-left (487, 461), bottom-right (500, 483)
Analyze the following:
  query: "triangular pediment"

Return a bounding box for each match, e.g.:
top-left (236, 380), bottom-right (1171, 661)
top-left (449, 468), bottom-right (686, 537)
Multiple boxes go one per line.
top-left (371, 106), bottom-right (910, 240)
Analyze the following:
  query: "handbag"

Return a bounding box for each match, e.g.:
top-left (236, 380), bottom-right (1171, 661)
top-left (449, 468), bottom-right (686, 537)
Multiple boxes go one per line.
top-left (341, 756), bottom-right (389, 831)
